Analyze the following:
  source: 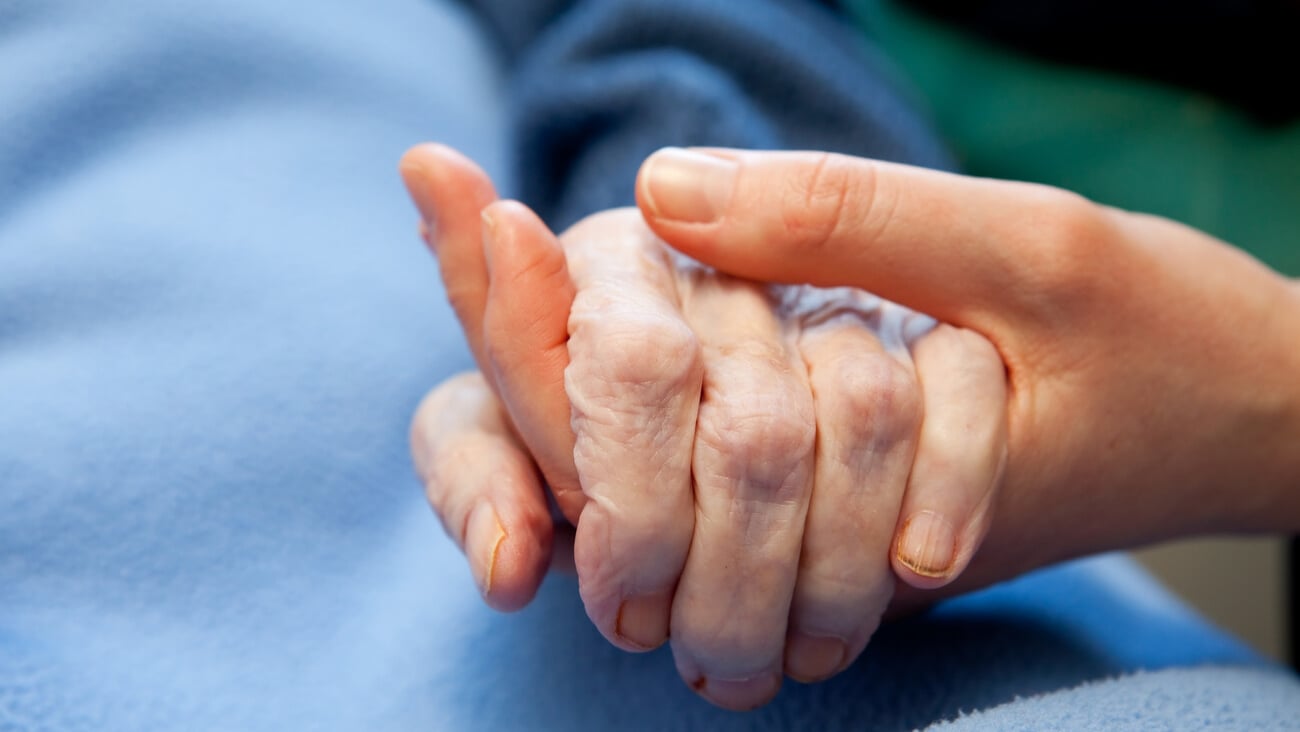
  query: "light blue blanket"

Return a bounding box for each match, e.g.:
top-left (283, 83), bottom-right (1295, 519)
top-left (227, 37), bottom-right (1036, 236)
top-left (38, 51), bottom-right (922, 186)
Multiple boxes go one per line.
top-left (1, 1), bottom-right (1296, 729)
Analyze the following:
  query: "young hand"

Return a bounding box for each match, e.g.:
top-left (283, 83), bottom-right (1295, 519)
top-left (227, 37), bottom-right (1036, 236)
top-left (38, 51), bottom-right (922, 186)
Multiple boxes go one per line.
top-left (633, 147), bottom-right (1300, 605)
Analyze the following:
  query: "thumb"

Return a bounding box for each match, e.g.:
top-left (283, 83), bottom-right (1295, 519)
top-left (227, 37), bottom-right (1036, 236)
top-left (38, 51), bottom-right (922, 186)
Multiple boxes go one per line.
top-left (635, 148), bottom-right (1112, 335)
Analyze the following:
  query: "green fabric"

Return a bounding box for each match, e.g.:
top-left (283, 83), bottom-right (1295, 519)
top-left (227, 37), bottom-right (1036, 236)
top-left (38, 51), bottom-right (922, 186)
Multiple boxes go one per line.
top-left (844, 0), bottom-right (1300, 276)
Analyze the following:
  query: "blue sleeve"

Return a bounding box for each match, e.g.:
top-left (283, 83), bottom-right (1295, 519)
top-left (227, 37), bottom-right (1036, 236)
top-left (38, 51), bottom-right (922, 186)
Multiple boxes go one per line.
top-left (466, 0), bottom-right (954, 228)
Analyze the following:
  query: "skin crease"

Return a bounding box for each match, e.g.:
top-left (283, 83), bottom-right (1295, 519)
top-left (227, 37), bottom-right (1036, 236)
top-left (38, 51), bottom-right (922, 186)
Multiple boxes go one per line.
top-left (401, 144), bottom-right (1008, 710)
top-left (630, 148), bottom-right (1300, 613)
top-left (409, 372), bottom-right (554, 612)
top-left (402, 145), bottom-right (1300, 709)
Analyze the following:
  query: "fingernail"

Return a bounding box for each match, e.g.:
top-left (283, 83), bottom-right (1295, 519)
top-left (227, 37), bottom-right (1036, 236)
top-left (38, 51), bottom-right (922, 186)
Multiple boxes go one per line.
top-left (615, 593), bottom-right (671, 651)
top-left (642, 148), bottom-right (737, 224)
top-left (693, 672), bottom-right (782, 711)
top-left (785, 633), bottom-right (848, 683)
top-left (896, 510), bottom-right (957, 578)
top-left (465, 501), bottom-right (507, 597)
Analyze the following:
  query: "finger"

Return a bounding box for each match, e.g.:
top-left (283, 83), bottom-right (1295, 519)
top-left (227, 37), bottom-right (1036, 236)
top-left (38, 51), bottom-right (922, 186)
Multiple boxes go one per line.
top-left (636, 147), bottom-right (1116, 336)
top-left (559, 209), bottom-right (701, 653)
top-left (783, 300), bottom-right (922, 683)
top-left (480, 201), bottom-right (585, 524)
top-left (670, 275), bottom-right (816, 710)
top-left (399, 143), bottom-right (498, 382)
top-left (410, 372), bottom-right (553, 612)
top-left (893, 325), bottom-right (1008, 589)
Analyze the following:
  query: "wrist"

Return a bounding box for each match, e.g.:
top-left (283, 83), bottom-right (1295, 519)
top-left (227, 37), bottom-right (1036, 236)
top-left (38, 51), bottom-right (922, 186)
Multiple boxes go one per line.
top-left (1269, 279), bottom-right (1300, 523)
top-left (1230, 276), bottom-right (1300, 533)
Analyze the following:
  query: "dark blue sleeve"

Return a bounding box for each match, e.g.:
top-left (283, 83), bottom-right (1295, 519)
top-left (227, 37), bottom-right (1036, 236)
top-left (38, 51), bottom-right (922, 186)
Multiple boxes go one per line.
top-left (463, 0), bottom-right (954, 229)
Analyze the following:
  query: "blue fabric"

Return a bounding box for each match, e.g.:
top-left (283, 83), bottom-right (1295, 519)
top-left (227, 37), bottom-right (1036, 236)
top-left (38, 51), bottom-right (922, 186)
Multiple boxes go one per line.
top-left (494, 0), bottom-right (954, 228)
top-left (1, 0), bottom-right (1297, 729)
top-left (933, 667), bottom-right (1300, 731)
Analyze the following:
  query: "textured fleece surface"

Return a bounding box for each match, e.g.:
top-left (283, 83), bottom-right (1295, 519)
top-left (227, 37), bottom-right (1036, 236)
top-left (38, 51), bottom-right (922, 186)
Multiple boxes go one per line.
top-left (1, 0), bottom-right (1296, 729)
top-left (933, 667), bottom-right (1300, 731)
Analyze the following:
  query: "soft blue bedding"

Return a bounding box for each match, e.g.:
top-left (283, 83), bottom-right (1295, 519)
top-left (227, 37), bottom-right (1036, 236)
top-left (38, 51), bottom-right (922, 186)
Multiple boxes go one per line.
top-left (1, 1), bottom-right (1296, 729)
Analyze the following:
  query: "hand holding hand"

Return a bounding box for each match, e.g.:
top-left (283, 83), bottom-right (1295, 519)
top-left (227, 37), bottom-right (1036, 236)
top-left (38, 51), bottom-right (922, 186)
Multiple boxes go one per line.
top-left (634, 148), bottom-right (1300, 599)
top-left (400, 145), bottom-right (1009, 709)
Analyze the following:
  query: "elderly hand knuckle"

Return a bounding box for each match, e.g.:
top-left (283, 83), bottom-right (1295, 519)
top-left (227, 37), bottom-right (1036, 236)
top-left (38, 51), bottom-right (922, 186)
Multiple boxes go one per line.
top-left (590, 318), bottom-right (701, 392)
top-left (825, 356), bottom-right (921, 440)
top-left (711, 396), bottom-right (815, 462)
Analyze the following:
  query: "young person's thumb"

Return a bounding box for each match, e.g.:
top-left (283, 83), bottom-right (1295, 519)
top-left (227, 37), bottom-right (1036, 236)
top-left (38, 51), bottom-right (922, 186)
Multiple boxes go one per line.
top-left (635, 148), bottom-right (1105, 338)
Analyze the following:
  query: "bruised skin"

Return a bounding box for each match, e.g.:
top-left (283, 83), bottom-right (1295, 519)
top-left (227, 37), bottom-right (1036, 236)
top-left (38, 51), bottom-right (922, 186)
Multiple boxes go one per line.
top-left (401, 144), bottom-right (1009, 710)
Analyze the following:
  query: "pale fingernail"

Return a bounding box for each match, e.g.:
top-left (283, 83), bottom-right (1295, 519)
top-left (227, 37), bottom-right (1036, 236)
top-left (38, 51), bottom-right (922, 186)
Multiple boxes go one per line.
top-left (642, 148), bottom-right (737, 224)
top-left (615, 593), bottom-right (671, 651)
top-left (692, 672), bottom-right (782, 711)
top-left (896, 510), bottom-right (957, 578)
top-left (785, 633), bottom-right (847, 683)
top-left (465, 501), bottom-right (507, 597)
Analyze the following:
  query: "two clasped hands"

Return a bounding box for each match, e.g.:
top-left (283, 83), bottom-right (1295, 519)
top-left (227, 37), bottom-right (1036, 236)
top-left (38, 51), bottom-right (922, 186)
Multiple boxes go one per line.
top-left (400, 144), bottom-right (1300, 711)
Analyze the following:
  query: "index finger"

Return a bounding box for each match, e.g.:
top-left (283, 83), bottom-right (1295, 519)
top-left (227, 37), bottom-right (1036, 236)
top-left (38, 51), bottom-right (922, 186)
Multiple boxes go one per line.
top-left (561, 209), bottom-right (702, 654)
top-left (400, 143), bottom-right (499, 381)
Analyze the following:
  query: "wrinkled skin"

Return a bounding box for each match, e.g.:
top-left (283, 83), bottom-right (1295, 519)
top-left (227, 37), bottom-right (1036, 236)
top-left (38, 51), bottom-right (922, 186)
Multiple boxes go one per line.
top-left (401, 146), bottom-right (1008, 710)
top-left (403, 144), bottom-right (1300, 712)
top-left (629, 147), bottom-right (1300, 600)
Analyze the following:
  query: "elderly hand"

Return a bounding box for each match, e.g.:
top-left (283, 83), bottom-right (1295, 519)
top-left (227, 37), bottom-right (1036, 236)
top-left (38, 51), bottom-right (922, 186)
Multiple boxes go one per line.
top-left (400, 145), bottom-right (1008, 710)
top-left (632, 148), bottom-right (1300, 603)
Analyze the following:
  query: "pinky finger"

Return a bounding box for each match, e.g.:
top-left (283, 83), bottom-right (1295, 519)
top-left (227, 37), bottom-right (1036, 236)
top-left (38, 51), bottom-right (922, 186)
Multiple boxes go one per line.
top-left (892, 325), bottom-right (1008, 590)
top-left (411, 371), bottom-right (554, 612)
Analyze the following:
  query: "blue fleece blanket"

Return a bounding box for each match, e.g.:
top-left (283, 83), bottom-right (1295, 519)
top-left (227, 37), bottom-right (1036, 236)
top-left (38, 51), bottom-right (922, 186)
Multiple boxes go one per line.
top-left (1, 1), bottom-right (1296, 729)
